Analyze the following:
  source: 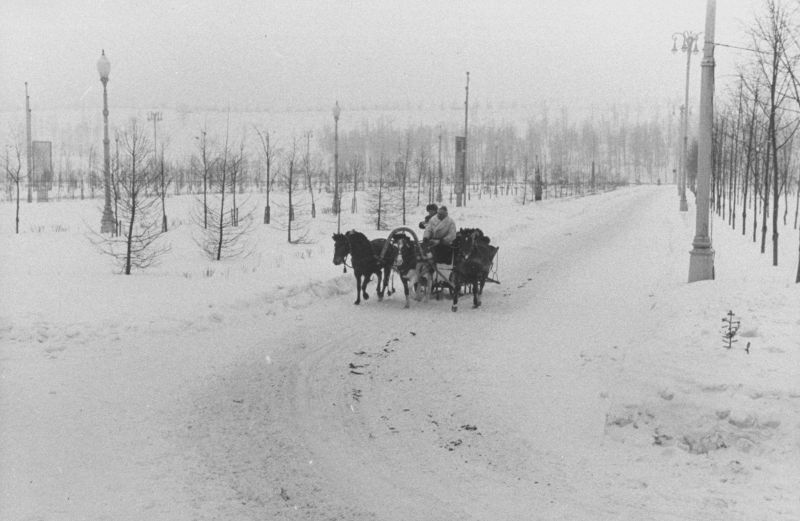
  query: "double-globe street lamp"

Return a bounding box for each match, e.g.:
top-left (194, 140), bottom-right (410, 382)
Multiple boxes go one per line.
top-left (672, 30), bottom-right (701, 213)
top-left (332, 101), bottom-right (341, 233)
top-left (97, 50), bottom-right (115, 233)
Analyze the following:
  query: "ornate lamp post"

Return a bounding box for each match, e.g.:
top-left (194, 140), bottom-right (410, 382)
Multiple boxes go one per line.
top-left (688, 0), bottom-right (716, 282)
top-left (332, 101), bottom-right (341, 233)
top-left (97, 50), bottom-right (115, 233)
top-left (672, 30), bottom-right (700, 212)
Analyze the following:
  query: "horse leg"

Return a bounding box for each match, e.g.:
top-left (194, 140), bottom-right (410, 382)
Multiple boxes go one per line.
top-left (451, 274), bottom-right (460, 312)
top-left (402, 277), bottom-right (411, 308)
top-left (361, 274), bottom-right (371, 301)
top-left (354, 273), bottom-right (362, 305)
top-left (472, 279), bottom-right (481, 308)
top-left (424, 274), bottom-right (432, 302)
top-left (378, 267), bottom-right (389, 301)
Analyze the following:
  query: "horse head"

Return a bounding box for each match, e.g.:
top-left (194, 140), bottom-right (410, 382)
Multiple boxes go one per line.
top-left (390, 233), bottom-right (418, 273)
top-left (455, 229), bottom-right (495, 277)
top-left (332, 232), bottom-right (349, 265)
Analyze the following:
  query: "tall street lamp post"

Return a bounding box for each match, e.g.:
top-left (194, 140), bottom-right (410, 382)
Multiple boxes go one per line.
top-left (333, 101), bottom-right (341, 233)
top-left (25, 83), bottom-right (32, 203)
top-left (672, 30), bottom-right (700, 212)
top-left (688, 0), bottom-right (716, 282)
top-left (457, 72), bottom-right (470, 207)
top-left (97, 50), bottom-right (115, 234)
top-left (147, 111), bottom-right (165, 231)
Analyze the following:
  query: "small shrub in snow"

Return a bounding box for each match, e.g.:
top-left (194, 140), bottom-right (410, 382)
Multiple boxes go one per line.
top-left (721, 310), bottom-right (741, 350)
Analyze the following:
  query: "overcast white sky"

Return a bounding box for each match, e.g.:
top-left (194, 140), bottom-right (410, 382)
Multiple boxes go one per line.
top-left (0, 0), bottom-right (764, 112)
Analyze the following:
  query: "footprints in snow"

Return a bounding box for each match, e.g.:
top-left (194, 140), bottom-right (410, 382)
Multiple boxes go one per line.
top-left (605, 388), bottom-right (784, 456)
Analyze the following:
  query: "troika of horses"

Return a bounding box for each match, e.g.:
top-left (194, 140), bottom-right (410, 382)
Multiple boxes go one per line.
top-left (332, 226), bottom-right (498, 311)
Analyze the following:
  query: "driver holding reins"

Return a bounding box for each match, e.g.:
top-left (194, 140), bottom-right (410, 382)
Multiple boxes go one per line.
top-left (423, 205), bottom-right (456, 263)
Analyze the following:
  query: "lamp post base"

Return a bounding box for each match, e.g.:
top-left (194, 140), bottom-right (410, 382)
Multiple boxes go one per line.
top-left (679, 195), bottom-right (688, 212)
top-left (101, 206), bottom-right (115, 234)
top-left (688, 245), bottom-right (714, 282)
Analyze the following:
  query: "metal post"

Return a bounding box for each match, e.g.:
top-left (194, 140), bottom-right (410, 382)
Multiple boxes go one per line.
top-left (147, 111), bottom-right (164, 231)
top-left (672, 30), bottom-right (700, 212)
top-left (437, 130), bottom-right (443, 202)
top-left (25, 83), bottom-right (32, 203)
top-left (458, 71), bottom-right (470, 207)
top-left (678, 105), bottom-right (685, 197)
top-left (333, 101), bottom-right (341, 233)
top-left (99, 53), bottom-right (115, 234)
top-left (689, 0), bottom-right (716, 282)
top-left (147, 111), bottom-right (162, 158)
top-left (680, 46), bottom-right (692, 211)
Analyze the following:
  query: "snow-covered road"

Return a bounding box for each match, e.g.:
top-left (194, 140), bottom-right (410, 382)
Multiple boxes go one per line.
top-left (3, 186), bottom-right (798, 520)
top-left (179, 187), bottom-right (703, 520)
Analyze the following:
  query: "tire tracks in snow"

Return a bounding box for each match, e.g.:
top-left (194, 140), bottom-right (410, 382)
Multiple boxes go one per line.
top-left (186, 187), bottom-right (697, 519)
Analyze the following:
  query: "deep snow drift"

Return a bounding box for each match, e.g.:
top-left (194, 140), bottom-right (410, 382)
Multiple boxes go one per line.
top-left (1, 185), bottom-right (798, 520)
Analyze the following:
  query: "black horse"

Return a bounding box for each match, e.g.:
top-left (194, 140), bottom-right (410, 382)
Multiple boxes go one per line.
top-left (451, 228), bottom-right (498, 311)
top-left (332, 230), bottom-right (396, 305)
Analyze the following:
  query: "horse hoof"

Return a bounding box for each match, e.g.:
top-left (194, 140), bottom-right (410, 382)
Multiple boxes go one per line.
top-left (451, 305), bottom-right (458, 312)
top-left (354, 301), bottom-right (360, 305)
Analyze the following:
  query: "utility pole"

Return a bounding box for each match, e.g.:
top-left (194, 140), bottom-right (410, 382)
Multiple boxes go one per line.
top-left (688, 0), bottom-right (716, 282)
top-left (147, 111), bottom-right (165, 230)
top-left (147, 111), bottom-right (162, 157)
top-left (458, 71), bottom-right (470, 207)
top-left (25, 83), bottom-right (32, 203)
top-left (333, 101), bottom-right (341, 233)
top-left (437, 130), bottom-right (443, 202)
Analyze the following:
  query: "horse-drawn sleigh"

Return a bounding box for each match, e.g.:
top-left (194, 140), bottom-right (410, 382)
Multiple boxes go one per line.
top-left (332, 226), bottom-right (499, 311)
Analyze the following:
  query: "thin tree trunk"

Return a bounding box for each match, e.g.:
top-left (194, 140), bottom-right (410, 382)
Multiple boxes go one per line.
top-left (15, 179), bottom-right (20, 234)
top-left (125, 165), bottom-right (136, 275)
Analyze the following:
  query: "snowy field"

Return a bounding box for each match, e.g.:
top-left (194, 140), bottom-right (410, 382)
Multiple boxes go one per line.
top-left (1, 185), bottom-right (798, 520)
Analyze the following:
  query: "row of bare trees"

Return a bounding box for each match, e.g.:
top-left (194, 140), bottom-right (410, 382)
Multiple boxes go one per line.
top-left (710, 0), bottom-right (800, 282)
top-left (6, 101), bottom-right (678, 210)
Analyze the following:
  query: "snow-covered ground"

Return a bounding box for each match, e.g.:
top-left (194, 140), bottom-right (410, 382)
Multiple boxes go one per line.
top-left (1, 186), bottom-right (798, 520)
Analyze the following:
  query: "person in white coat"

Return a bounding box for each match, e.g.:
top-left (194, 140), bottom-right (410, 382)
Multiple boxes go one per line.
top-left (423, 206), bottom-right (456, 263)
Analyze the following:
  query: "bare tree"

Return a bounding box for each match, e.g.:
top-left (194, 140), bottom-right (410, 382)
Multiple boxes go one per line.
top-left (415, 144), bottom-right (429, 206)
top-left (95, 119), bottom-right (168, 274)
top-left (349, 154), bottom-right (364, 214)
top-left (368, 153), bottom-right (399, 230)
top-left (273, 139), bottom-right (312, 244)
top-left (153, 138), bottom-right (173, 232)
top-left (401, 135), bottom-right (410, 225)
top-left (196, 127), bottom-right (211, 229)
top-left (194, 125), bottom-right (254, 260)
top-left (749, 0), bottom-right (800, 264)
top-left (304, 130), bottom-right (316, 218)
top-left (4, 138), bottom-right (25, 234)
top-left (255, 127), bottom-right (276, 224)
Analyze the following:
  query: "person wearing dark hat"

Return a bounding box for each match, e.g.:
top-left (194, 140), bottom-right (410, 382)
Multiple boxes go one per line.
top-left (419, 203), bottom-right (438, 230)
top-left (423, 205), bottom-right (456, 263)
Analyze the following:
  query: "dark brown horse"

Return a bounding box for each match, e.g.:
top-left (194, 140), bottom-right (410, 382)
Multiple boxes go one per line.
top-left (332, 230), bottom-right (395, 305)
top-left (451, 228), bottom-right (498, 311)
